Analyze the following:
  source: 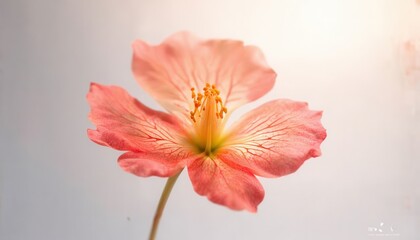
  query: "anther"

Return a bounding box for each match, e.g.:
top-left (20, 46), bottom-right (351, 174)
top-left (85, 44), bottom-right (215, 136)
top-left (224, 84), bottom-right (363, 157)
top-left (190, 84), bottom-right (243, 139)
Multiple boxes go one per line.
top-left (190, 83), bottom-right (228, 122)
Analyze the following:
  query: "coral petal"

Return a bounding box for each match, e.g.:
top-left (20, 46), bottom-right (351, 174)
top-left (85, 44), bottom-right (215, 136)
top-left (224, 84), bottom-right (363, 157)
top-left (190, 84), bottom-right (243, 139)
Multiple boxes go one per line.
top-left (118, 152), bottom-right (186, 177)
top-left (132, 32), bottom-right (276, 120)
top-left (188, 156), bottom-right (264, 212)
top-left (87, 83), bottom-right (192, 176)
top-left (221, 99), bottom-right (327, 177)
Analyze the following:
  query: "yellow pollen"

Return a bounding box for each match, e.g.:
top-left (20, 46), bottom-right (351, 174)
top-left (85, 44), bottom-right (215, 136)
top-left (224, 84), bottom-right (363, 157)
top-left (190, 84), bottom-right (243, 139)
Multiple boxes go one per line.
top-left (189, 83), bottom-right (227, 123)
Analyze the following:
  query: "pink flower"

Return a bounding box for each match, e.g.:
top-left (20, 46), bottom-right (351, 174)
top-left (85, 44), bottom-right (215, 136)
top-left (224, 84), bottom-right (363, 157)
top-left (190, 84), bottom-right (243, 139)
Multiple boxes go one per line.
top-left (87, 32), bottom-right (326, 212)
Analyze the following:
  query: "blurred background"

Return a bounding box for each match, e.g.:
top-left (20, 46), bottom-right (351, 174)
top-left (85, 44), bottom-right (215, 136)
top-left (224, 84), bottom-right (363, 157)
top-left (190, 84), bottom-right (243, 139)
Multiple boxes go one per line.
top-left (1, 0), bottom-right (419, 239)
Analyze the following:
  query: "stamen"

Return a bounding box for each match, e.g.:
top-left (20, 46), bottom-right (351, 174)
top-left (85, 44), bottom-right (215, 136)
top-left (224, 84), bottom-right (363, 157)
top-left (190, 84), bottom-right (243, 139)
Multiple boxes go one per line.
top-left (191, 88), bottom-right (195, 98)
top-left (190, 83), bottom-right (227, 123)
top-left (188, 83), bottom-right (228, 155)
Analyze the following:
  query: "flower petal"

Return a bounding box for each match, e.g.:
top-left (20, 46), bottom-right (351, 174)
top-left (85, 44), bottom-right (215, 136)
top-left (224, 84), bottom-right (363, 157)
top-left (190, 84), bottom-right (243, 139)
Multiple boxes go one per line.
top-left (132, 32), bottom-right (276, 120)
top-left (187, 156), bottom-right (264, 212)
top-left (118, 152), bottom-right (187, 177)
top-left (87, 83), bottom-right (192, 175)
top-left (220, 99), bottom-right (327, 178)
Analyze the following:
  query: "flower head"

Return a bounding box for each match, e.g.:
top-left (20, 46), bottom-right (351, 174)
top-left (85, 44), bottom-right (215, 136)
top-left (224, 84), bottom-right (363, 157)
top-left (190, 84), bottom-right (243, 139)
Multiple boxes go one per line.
top-left (87, 32), bottom-right (326, 212)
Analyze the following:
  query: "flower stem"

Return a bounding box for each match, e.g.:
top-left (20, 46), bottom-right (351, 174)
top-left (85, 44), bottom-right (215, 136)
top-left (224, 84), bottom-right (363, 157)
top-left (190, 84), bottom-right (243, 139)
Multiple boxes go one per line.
top-left (148, 170), bottom-right (183, 240)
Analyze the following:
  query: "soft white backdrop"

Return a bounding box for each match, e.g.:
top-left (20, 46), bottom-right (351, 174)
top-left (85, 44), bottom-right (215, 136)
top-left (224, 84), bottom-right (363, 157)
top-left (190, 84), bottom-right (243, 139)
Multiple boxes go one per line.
top-left (1, 0), bottom-right (419, 239)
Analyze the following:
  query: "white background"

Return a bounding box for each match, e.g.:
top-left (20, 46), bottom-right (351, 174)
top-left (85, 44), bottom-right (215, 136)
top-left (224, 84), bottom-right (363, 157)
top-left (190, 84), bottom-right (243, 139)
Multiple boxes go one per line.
top-left (1, 0), bottom-right (419, 239)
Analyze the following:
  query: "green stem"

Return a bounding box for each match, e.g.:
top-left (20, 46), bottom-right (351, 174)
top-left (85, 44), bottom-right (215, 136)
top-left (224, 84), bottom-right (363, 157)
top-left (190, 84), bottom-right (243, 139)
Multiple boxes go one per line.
top-left (148, 170), bottom-right (182, 240)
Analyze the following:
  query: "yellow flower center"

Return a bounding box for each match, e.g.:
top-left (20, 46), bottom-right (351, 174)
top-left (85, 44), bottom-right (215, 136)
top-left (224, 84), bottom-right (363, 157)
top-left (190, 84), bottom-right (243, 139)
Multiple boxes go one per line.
top-left (189, 83), bottom-right (227, 155)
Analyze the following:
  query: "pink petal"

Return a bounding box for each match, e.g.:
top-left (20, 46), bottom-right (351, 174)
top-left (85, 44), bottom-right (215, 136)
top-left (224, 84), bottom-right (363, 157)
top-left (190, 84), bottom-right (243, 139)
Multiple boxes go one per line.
top-left (118, 152), bottom-right (188, 177)
top-left (87, 83), bottom-right (192, 176)
top-left (220, 99), bottom-right (327, 178)
top-left (187, 156), bottom-right (264, 212)
top-left (132, 32), bottom-right (276, 119)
